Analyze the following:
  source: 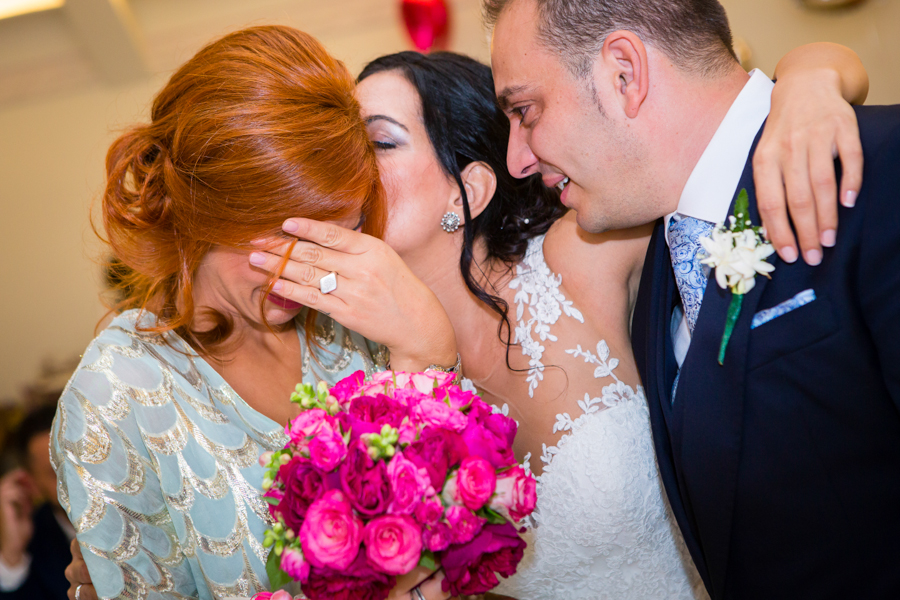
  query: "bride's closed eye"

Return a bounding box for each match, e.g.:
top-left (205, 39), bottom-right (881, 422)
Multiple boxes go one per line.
top-left (365, 114), bottom-right (409, 151)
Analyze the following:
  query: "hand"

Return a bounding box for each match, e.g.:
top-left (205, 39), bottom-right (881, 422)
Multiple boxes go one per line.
top-left (754, 68), bottom-right (863, 266)
top-left (0, 469), bottom-right (36, 567)
top-left (65, 538), bottom-right (96, 600)
top-left (388, 566), bottom-right (453, 600)
top-left (250, 218), bottom-right (458, 373)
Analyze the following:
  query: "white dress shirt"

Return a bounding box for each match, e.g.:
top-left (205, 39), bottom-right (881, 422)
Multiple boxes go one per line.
top-left (667, 69), bottom-right (775, 367)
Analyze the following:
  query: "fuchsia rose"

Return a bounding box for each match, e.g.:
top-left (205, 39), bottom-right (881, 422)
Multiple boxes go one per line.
top-left (422, 521), bottom-right (452, 552)
top-left (440, 522), bottom-right (526, 596)
top-left (461, 406), bottom-right (517, 468)
top-left (445, 505), bottom-right (486, 545)
top-left (444, 386), bottom-right (476, 411)
top-left (349, 393), bottom-right (408, 428)
top-left (363, 515), bottom-right (423, 575)
top-left (280, 547), bottom-right (310, 582)
top-left (491, 465), bottom-right (537, 522)
top-left (454, 456), bottom-right (497, 511)
top-left (412, 398), bottom-right (469, 432)
top-left (251, 590), bottom-right (293, 600)
top-left (273, 457), bottom-right (324, 532)
top-left (340, 441), bottom-right (393, 517)
top-left (308, 421), bottom-right (347, 472)
top-left (413, 494), bottom-right (444, 525)
top-left (302, 548), bottom-right (394, 600)
top-left (329, 370), bottom-right (366, 404)
top-left (404, 428), bottom-right (468, 490)
top-left (287, 409), bottom-right (329, 445)
top-left (392, 388), bottom-right (430, 408)
top-left (299, 490), bottom-right (363, 571)
top-left (397, 418), bottom-right (418, 446)
top-left (385, 450), bottom-right (431, 515)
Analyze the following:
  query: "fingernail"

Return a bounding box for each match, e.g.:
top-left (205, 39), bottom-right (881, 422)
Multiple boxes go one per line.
top-left (805, 249), bottom-right (822, 266)
top-left (272, 281), bottom-right (283, 292)
top-left (780, 246), bottom-right (798, 264)
top-left (843, 190), bottom-right (857, 207)
top-left (283, 220), bottom-right (299, 233)
top-left (821, 229), bottom-right (836, 248)
top-left (249, 252), bottom-right (266, 266)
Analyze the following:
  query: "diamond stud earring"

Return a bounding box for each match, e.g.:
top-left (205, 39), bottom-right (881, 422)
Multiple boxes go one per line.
top-left (441, 212), bottom-right (461, 233)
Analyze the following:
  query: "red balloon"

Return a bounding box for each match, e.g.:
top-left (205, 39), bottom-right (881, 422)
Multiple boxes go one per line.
top-left (401, 0), bottom-right (450, 52)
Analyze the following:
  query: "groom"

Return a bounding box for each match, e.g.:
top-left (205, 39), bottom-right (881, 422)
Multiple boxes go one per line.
top-left (487, 0), bottom-right (900, 598)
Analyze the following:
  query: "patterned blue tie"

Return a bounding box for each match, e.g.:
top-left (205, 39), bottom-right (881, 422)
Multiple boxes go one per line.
top-left (667, 215), bottom-right (715, 334)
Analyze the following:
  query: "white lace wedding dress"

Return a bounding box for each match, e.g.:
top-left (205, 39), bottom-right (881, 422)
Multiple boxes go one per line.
top-left (492, 235), bottom-right (708, 600)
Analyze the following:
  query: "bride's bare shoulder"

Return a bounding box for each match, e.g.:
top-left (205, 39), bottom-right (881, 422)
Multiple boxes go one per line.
top-left (542, 211), bottom-right (653, 280)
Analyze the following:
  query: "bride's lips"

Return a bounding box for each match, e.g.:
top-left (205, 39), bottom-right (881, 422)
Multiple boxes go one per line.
top-left (267, 293), bottom-right (303, 311)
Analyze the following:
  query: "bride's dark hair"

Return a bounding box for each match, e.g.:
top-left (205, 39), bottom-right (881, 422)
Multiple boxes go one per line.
top-left (358, 51), bottom-right (566, 359)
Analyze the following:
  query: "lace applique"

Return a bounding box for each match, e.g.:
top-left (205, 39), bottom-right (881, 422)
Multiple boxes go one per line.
top-left (510, 236), bottom-right (584, 397)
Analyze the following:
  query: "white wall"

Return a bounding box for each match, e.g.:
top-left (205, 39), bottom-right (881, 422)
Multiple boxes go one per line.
top-left (0, 0), bottom-right (898, 403)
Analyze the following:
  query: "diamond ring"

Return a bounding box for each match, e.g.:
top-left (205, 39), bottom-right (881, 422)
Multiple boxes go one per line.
top-left (411, 586), bottom-right (426, 600)
top-left (75, 585), bottom-right (83, 600)
top-left (319, 271), bottom-right (337, 294)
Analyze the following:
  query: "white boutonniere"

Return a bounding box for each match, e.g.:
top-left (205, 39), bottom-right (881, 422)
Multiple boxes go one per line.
top-left (698, 189), bottom-right (775, 364)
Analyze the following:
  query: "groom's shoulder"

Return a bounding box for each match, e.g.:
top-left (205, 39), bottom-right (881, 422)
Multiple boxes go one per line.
top-left (854, 104), bottom-right (900, 157)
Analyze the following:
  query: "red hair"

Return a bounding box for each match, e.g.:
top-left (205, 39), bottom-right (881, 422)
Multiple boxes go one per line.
top-left (99, 25), bottom-right (384, 352)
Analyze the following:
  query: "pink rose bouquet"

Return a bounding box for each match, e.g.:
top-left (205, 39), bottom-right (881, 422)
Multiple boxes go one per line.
top-left (254, 370), bottom-right (536, 600)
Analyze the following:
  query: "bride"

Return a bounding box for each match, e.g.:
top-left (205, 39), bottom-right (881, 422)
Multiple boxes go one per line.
top-left (256, 49), bottom-right (867, 599)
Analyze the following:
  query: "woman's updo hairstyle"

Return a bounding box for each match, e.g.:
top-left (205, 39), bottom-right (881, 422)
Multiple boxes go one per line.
top-left (358, 52), bottom-right (565, 359)
top-left (102, 25), bottom-right (385, 351)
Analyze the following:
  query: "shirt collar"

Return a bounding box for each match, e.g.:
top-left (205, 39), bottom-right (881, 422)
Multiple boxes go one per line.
top-left (664, 69), bottom-right (775, 238)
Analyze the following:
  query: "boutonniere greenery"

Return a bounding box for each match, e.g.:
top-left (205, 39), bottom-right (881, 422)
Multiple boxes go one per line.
top-left (699, 189), bottom-right (775, 365)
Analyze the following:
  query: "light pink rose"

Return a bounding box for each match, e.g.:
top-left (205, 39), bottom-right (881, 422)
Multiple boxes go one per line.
top-left (454, 456), bottom-right (497, 511)
top-left (411, 399), bottom-right (468, 432)
top-left (422, 521), bottom-right (452, 552)
top-left (386, 451), bottom-right (431, 515)
top-left (363, 515), bottom-right (423, 575)
top-left (251, 590), bottom-right (294, 600)
top-left (441, 470), bottom-right (461, 508)
top-left (299, 490), bottom-right (363, 571)
top-left (491, 465), bottom-right (537, 522)
top-left (308, 421), bottom-right (347, 472)
top-left (287, 409), bottom-right (329, 446)
top-left (411, 371), bottom-right (451, 394)
top-left (445, 505), bottom-right (486, 545)
top-left (259, 450), bottom-right (274, 468)
top-left (280, 547), bottom-right (310, 582)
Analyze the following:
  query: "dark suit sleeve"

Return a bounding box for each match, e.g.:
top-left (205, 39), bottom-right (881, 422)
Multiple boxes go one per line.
top-left (857, 127), bottom-right (900, 409)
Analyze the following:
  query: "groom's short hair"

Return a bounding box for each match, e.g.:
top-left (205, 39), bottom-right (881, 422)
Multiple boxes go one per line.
top-left (484, 0), bottom-right (738, 78)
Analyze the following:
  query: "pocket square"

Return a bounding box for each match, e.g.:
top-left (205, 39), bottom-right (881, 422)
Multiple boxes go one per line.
top-left (751, 289), bottom-right (816, 329)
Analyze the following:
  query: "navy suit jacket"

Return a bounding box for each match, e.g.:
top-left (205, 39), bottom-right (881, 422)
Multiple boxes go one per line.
top-left (633, 105), bottom-right (900, 600)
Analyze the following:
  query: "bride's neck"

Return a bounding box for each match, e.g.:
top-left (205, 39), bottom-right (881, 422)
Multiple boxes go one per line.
top-left (415, 239), bottom-right (511, 385)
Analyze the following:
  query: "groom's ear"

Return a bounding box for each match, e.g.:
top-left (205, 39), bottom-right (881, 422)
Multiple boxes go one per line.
top-left (599, 30), bottom-right (650, 119)
top-left (452, 161), bottom-right (497, 220)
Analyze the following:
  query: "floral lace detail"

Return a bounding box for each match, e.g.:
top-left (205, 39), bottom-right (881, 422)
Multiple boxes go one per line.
top-left (494, 235), bottom-right (706, 600)
top-left (510, 236), bottom-right (584, 397)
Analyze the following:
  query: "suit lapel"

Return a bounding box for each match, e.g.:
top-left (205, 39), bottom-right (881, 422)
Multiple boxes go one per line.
top-left (634, 219), bottom-right (712, 590)
top-left (673, 141), bottom-right (769, 599)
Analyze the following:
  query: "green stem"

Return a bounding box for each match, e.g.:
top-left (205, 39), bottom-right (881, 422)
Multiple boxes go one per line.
top-left (718, 294), bottom-right (744, 365)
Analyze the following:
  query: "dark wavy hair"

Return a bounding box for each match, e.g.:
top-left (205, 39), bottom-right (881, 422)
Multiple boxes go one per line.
top-left (358, 51), bottom-right (566, 360)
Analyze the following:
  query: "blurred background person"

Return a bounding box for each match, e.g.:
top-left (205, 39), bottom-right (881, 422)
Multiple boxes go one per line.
top-left (0, 405), bottom-right (73, 600)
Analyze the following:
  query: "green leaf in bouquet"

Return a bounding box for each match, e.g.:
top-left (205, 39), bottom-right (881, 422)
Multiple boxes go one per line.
top-left (418, 550), bottom-right (438, 571)
top-left (265, 547), bottom-right (292, 591)
top-left (479, 506), bottom-right (508, 525)
top-left (262, 496), bottom-right (280, 506)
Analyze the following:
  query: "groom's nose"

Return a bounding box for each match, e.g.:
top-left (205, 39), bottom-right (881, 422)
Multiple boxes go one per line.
top-left (507, 125), bottom-right (540, 179)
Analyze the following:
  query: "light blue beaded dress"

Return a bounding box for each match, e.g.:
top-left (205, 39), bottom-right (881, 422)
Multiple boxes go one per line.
top-left (51, 309), bottom-right (385, 600)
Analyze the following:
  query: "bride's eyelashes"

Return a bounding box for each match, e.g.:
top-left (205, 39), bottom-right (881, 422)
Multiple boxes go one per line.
top-left (373, 140), bottom-right (397, 150)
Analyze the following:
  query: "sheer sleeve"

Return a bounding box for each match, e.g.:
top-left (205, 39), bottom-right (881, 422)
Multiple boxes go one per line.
top-left (51, 326), bottom-right (197, 600)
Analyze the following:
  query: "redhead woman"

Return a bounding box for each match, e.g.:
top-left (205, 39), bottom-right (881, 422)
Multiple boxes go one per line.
top-left (253, 47), bottom-right (868, 599)
top-left (51, 26), bottom-right (456, 600)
